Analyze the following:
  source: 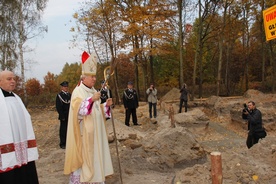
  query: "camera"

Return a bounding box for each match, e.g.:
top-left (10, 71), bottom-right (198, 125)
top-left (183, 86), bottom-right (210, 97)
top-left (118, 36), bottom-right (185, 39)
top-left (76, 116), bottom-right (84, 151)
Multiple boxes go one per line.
top-left (242, 103), bottom-right (249, 120)
top-left (243, 103), bottom-right (248, 113)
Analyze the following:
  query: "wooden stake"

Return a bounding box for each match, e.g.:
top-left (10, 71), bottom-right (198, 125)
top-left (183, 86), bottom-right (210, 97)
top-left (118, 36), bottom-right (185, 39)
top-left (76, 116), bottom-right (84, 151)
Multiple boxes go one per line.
top-left (169, 105), bottom-right (175, 128)
top-left (210, 151), bottom-right (223, 184)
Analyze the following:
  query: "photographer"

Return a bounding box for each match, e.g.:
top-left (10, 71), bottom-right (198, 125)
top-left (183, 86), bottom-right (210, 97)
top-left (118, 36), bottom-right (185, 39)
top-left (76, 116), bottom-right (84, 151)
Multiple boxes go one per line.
top-left (179, 83), bottom-right (189, 113)
top-left (146, 83), bottom-right (157, 118)
top-left (242, 101), bottom-right (264, 149)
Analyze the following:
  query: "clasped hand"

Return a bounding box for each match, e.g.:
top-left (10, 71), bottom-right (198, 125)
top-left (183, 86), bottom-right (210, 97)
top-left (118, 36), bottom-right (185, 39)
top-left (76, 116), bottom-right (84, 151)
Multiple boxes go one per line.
top-left (92, 92), bottom-right (101, 102)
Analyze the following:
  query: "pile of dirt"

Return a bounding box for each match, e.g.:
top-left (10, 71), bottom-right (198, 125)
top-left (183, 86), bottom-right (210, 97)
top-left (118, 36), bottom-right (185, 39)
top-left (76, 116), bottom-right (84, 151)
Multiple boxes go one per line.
top-left (159, 87), bottom-right (179, 102)
top-left (32, 89), bottom-right (276, 184)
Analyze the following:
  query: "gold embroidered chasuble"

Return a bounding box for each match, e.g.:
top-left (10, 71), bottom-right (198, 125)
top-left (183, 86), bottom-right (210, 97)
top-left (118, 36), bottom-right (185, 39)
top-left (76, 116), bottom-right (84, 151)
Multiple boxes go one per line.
top-left (64, 82), bottom-right (113, 183)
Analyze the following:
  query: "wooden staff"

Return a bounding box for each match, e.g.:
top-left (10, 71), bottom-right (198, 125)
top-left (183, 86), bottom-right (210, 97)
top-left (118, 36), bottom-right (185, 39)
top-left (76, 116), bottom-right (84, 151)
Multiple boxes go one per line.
top-left (101, 66), bottom-right (123, 184)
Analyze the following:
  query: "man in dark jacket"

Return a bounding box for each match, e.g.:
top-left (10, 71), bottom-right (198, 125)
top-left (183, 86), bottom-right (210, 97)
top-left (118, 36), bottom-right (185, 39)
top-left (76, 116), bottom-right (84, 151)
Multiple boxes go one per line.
top-left (242, 101), bottom-right (263, 149)
top-left (179, 83), bottom-right (189, 113)
top-left (56, 81), bottom-right (71, 149)
top-left (98, 80), bottom-right (113, 120)
top-left (123, 81), bottom-right (139, 126)
top-left (99, 80), bottom-right (112, 104)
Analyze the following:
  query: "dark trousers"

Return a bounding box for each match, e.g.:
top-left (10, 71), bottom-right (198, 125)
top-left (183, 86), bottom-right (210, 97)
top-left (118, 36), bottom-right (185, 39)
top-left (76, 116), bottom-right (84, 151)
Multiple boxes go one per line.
top-left (59, 119), bottom-right (68, 147)
top-left (0, 161), bottom-right (39, 184)
top-left (148, 102), bottom-right (157, 118)
top-left (179, 99), bottom-right (187, 113)
top-left (125, 108), bottom-right (138, 126)
top-left (246, 133), bottom-right (259, 149)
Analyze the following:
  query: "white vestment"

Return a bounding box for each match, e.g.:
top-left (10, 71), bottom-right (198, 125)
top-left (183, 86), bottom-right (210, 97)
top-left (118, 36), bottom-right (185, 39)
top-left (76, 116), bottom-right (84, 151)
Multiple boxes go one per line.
top-left (0, 92), bottom-right (39, 172)
top-left (64, 82), bottom-right (113, 183)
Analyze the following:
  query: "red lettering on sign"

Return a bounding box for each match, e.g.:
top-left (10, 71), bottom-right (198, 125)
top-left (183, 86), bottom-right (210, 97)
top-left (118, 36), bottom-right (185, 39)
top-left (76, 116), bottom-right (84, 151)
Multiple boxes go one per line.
top-left (266, 11), bottom-right (276, 22)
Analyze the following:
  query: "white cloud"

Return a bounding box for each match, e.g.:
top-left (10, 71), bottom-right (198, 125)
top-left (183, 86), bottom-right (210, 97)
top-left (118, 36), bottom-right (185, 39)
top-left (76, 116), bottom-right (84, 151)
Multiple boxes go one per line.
top-left (25, 0), bottom-right (87, 83)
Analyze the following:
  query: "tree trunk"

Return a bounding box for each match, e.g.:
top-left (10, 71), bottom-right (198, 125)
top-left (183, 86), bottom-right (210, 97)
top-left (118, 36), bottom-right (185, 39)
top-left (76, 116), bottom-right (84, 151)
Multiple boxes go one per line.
top-left (198, 47), bottom-right (203, 98)
top-left (18, 2), bottom-right (27, 104)
top-left (261, 0), bottom-right (266, 85)
top-left (113, 67), bottom-right (121, 104)
top-left (192, 0), bottom-right (202, 101)
top-left (269, 41), bottom-right (276, 92)
top-left (217, 39), bottom-right (223, 96)
top-left (149, 36), bottom-right (154, 84)
top-left (142, 62), bottom-right (147, 102)
top-left (225, 41), bottom-right (230, 96)
top-left (217, 3), bottom-right (228, 96)
top-left (134, 35), bottom-right (140, 100)
top-left (178, 0), bottom-right (184, 88)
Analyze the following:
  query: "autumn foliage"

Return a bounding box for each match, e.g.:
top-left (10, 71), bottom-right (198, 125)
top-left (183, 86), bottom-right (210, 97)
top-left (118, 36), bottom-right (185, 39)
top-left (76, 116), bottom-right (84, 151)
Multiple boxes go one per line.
top-left (26, 78), bottom-right (41, 96)
top-left (12, 1), bottom-right (276, 106)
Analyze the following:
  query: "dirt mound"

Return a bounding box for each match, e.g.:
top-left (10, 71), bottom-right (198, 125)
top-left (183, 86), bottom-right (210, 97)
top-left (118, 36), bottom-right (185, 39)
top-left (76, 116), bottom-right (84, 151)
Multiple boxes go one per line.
top-left (159, 87), bottom-right (179, 102)
top-left (32, 89), bottom-right (276, 184)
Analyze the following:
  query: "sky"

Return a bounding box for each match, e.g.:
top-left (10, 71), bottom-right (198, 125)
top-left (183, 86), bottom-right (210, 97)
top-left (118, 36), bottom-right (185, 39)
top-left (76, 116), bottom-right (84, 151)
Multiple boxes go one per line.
top-left (25, 0), bottom-right (87, 83)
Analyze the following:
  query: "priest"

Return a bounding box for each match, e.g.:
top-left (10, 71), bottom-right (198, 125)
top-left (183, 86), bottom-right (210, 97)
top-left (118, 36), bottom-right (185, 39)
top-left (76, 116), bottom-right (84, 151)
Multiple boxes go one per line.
top-left (64, 51), bottom-right (114, 184)
top-left (0, 70), bottom-right (39, 184)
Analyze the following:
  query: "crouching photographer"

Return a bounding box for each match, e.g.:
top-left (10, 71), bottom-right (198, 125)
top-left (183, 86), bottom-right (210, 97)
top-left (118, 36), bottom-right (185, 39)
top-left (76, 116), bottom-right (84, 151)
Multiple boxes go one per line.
top-left (242, 101), bottom-right (266, 149)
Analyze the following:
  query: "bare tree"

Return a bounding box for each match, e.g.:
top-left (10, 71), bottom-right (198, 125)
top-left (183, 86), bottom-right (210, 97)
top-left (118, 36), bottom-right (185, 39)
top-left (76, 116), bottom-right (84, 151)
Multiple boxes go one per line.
top-left (0, 1), bottom-right (19, 70)
top-left (216, 0), bottom-right (233, 96)
top-left (0, 0), bottom-right (48, 103)
top-left (17, 0), bottom-right (48, 103)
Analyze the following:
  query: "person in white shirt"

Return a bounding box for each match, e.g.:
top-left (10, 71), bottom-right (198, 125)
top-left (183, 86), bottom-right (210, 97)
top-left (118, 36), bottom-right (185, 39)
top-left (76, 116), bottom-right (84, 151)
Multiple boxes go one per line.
top-left (146, 83), bottom-right (157, 118)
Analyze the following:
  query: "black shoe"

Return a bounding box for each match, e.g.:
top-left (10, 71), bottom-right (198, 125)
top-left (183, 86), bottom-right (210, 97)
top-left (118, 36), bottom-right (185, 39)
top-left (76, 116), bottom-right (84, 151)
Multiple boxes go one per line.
top-left (125, 124), bottom-right (130, 127)
top-left (60, 145), bottom-right (66, 149)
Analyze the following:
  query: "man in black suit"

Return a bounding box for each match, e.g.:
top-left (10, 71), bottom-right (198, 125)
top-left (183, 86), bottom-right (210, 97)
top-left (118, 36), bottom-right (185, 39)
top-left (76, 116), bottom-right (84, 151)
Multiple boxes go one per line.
top-left (242, 101), bottom-right (264, 149)
top-left (99, 80), bottom-right (112, 104)
top-left (56, 81), bottom-right (71, 149)
top-left (179, 83), bottom-right (189, 113)
top-left (123, 81), bottom-right (140, 126)
top-left (99, 80), bottom-right (113, 120)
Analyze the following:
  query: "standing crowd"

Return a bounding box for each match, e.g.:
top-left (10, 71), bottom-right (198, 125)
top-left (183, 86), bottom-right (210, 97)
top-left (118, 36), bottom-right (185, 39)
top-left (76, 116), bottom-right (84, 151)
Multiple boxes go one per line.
top-left (1, 51), bottom-right (267, 184)
top-left (0, 62), bottom-right (189, 184)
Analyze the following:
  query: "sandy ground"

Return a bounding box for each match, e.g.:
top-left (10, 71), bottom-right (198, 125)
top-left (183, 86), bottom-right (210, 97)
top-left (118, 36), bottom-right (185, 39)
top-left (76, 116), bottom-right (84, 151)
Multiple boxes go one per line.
top-left (31, 94), bottom-right (276, 184)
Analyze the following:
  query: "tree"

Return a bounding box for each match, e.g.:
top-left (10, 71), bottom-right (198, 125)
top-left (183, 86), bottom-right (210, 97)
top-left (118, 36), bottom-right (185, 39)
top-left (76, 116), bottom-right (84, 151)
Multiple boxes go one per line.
top-left (216, 0), bottom-right (232, 96)
top-left (0, 0), bottom-right (48, 103)
top-left (67, 0), bottom-right (276, 98)
top-left (17, 0), bottom-right (48, 103)
top-left (56, 62), bottom-right (82, 91)
top-left (73, 0), bottom-right (176, 101)
top-left (26, 78), bottom-right (41, 96)
top-left (114, 0), bottom-right (176, 100)
top-left (0, 0), bottom-right (19, 70)
top-left (72, 0), bottom-right (122, 103)
top-left (178, 0), bottom-right (184, 87)
top-left (43, 72), bottom-right (58, 94)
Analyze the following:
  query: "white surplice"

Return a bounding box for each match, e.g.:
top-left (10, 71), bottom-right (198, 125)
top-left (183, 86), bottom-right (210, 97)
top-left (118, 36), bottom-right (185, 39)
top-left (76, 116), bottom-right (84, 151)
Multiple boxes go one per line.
top-left (0, 92), bottom-right (39, 172)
